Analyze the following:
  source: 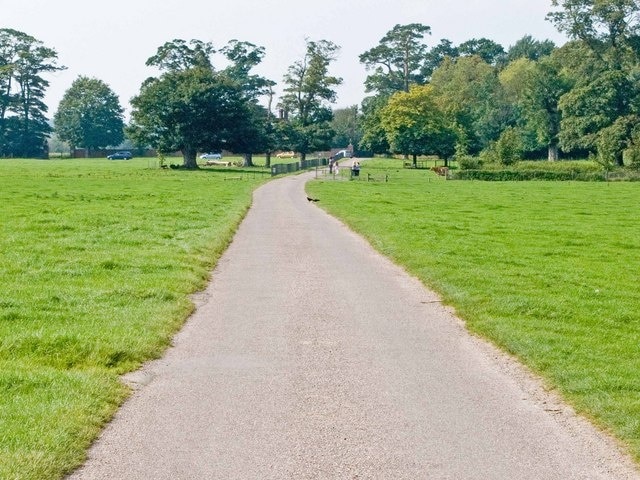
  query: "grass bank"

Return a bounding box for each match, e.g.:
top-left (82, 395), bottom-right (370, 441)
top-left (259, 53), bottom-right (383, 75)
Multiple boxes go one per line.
top-left (307, 158), bottom-right (640, 461)
top-left (0, 158), bottom-right (265, 479)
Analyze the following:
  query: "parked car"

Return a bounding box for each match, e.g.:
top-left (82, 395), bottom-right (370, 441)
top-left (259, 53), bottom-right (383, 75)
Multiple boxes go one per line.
top-left (107, 151), bottom-right (132, 160)
top-left (333, 149), bottom-right (352, 160)
top-left (200, 153), bottom-right (222, 159)
top-left (276, 151), bottom-right (297, 158)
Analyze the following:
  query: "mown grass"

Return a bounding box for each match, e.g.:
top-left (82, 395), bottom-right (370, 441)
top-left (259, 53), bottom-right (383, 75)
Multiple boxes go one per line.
top-left (307, 158), bottom-right (640, 461)
top-left (0, 158), bottom-right (265, 479)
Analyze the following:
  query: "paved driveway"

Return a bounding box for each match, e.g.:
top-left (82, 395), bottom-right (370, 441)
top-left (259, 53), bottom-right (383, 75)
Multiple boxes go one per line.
top-left (69, 171), bottom-right (639, 479)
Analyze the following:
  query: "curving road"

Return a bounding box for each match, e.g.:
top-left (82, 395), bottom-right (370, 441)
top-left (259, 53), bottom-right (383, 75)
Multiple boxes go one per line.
top-left (69, 171), bottom-right (639, 479)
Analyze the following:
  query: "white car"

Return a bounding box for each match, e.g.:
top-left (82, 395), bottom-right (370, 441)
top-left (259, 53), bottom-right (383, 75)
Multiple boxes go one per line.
top-left (200, 153), bottom-right (222, 159)
top-left (333, 149), bottom-right (352, 160)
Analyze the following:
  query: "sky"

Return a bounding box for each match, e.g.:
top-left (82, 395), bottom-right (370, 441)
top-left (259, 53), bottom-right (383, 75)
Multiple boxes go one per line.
top-left (2, 0), bottom-right (567, 120)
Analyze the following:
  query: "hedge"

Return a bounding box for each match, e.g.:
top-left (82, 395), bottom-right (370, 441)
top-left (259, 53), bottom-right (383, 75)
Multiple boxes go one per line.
top-left (449, 169), bottom-right (609, 181)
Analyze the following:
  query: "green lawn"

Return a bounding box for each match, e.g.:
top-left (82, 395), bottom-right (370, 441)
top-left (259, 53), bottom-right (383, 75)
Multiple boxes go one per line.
top-left (3, 156), bottom-right (640, 477)
top-left (0, 158), bottom-right (265, 479)
top-left (307, 159), bottom-right (640, 461)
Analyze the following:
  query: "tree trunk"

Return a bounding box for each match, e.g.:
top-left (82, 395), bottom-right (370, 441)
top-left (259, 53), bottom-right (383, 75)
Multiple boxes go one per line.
top-left (548, 143), bottom-right (559, 162)
top-left (265, 152), bottom-right (272, 168)
top-left (412, 153), bottom-right (417, 167)
top-left (182, 147), bottom-right (198, 169)
top-left (243, 153), bottom-right (254, 167)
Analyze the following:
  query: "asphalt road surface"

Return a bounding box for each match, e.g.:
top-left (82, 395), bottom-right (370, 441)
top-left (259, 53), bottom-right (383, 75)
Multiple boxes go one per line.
top-left (69, 171), bottom-right (640, 479)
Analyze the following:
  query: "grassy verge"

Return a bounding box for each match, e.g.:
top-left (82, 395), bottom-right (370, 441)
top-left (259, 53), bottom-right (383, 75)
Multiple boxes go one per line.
top-left (307, 158), bottom-right (640, 461)
top-left (0, 158), bottom-right (265, 479)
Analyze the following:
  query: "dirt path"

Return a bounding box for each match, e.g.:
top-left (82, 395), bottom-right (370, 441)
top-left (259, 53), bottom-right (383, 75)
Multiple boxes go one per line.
top-left (69, 171), bottom-right (639, 479)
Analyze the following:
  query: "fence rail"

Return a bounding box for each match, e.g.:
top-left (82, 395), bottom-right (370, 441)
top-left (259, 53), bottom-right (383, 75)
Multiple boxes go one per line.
top-left (271, 157), bottom-right (329, 176)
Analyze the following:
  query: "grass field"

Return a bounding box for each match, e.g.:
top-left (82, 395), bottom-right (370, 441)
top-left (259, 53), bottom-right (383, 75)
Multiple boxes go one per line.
top-left (0, 158), bottom-right (265, 479)
top-left (3, 155), bottom-right (640, 477)
top-left (307, 159), bottom-right (640, 461)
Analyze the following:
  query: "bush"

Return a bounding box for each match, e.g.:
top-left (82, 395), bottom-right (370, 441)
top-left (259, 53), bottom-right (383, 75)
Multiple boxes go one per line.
top-left (625, 146), bottom-right (640, 170)
top-left (457, 154), bottom-right (483, 170)
top-left (481, 128), bottom-right (523, 166)
top-left (449, 169), bottom-right (606, 181)
top-left (495, 128), bottom-right (523, 166)
top-left (512, 160), bottom-right (601, 173)
top-left (445, 158), bottom-right (640, 181)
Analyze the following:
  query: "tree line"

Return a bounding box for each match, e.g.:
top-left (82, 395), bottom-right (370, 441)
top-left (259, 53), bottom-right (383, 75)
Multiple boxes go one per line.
top-left (2, 0), bottom-right (639, 170)
top-left (354, 0), bottom-right (640, 170)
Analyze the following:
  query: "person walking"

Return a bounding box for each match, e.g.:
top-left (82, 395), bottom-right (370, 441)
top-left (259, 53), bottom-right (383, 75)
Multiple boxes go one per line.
top-left (351, 158), bottom-right (360, 177)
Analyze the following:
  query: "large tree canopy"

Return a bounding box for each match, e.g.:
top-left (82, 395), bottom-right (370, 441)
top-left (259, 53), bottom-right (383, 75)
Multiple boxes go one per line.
top-left (422, 39), bottom-right (459, 79)
top-left (458, 38), bottom-right (506, 66)
top-left (381, 84), bottom-right (456, 164)
top-left (220, 40), bottom-right (274, 99)
top-left (129, 38), bottom-right (272, 168)
top-left (547, 0), bottom-right (640, 61)
top-left (54, 76), bottom-right (125, 154)
top-left (506, 35), bottom-right (556, 63)
top-left (547, 0), bottom-right (640, 164)
top-left (359, 23), bottom-right (432, 96)
top-left (430, 55), bottom-right (511, 154)
top-left (129, 66), bottom-right (252, 169)
top-left (145, 38), bottom-right (215, 72)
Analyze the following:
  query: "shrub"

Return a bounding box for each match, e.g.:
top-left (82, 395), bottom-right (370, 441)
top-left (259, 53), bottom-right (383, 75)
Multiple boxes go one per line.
top-left (514, 160), bottom-right (601, 173)
top-left (494, 128), bottom-right (523, 166)
top-left (449, 169), bottom-right (606, 181)
top-left (625, 146), bottom-right (640, 170)
top-left (457, 154), bottom-right (483, 170)
top-left (479, 128), bottom-right (523, 166)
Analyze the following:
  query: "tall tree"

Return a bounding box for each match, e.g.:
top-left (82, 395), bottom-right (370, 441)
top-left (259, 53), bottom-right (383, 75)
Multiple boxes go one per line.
top-left (358, 24), bottom-right (433, 158)
top-left (358, 95), bottom-right (391, 155)
top-left (500, 55), bottom-right (571, 160)
top-left (54, 76), bottom-right (125, 155)
top-left (330, 105), bottom-right (361, 149)
top-left (559, 68), bottom-right (632, 154)
top-left (279, 39), bottom-right (342, 160)
top-left (220, 40), bottom-right (276, 166)
top-left (430, 56), bottom-right (511, 154)
top-left (359, 23), bottom-right (431, 96)
top-left (0, 29), bottom-right (23, 142)
top-left (0, 28), bottom-right (64, 157)
top-left (528, 55), bottom-right (572, 161)
top-left (380, 84), bottom-right (456, 165)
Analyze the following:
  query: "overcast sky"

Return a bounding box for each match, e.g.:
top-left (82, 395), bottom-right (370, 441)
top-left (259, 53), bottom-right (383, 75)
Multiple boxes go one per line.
top-left (2, 0), bottom-right (567, 119)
